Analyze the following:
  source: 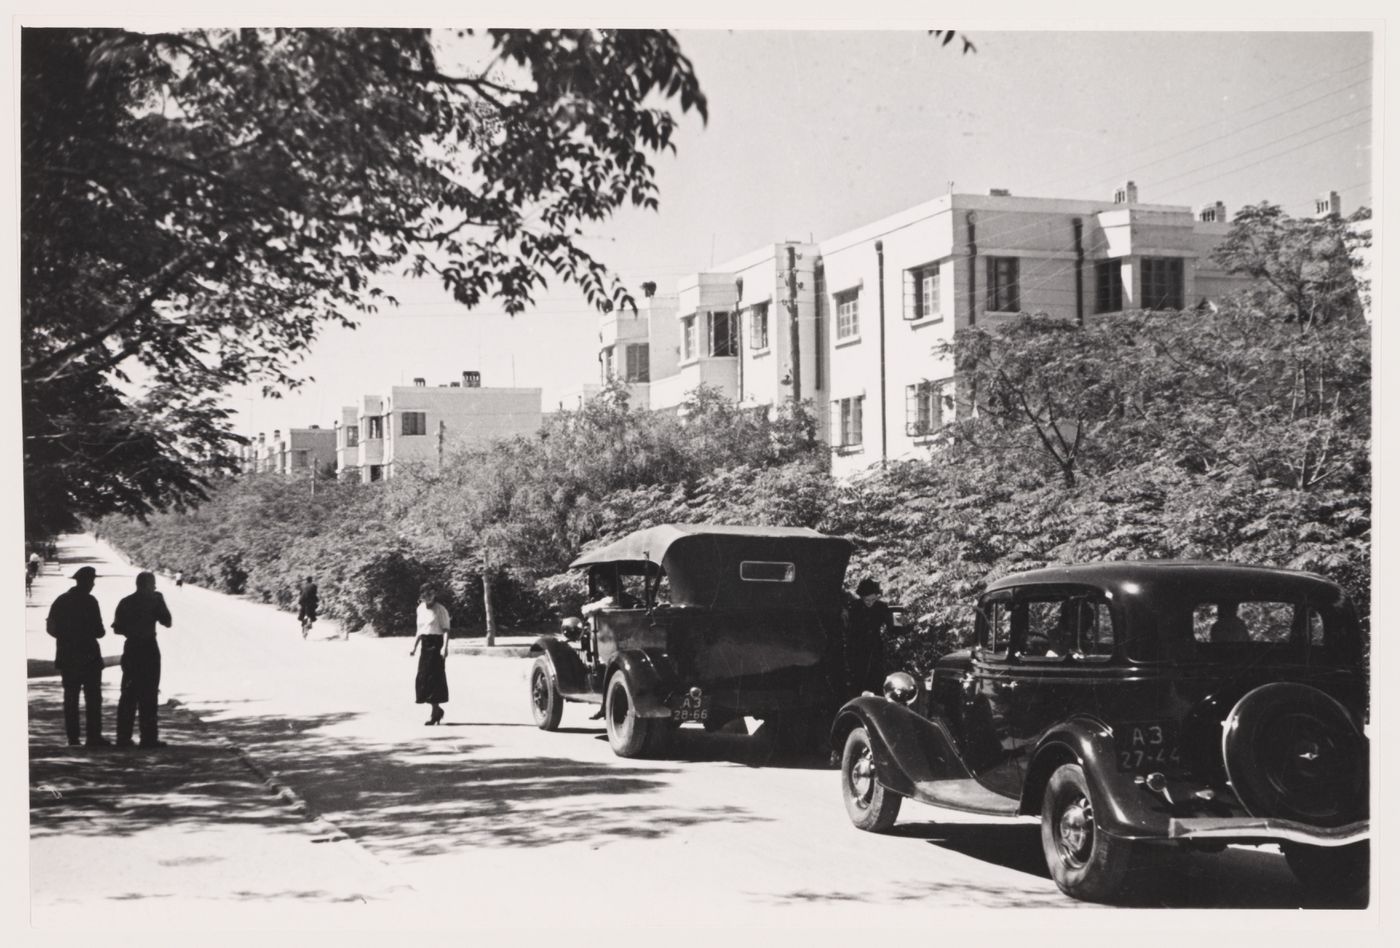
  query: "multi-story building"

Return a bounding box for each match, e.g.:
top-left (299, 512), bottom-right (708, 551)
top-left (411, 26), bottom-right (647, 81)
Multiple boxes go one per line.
top-left (241, 427), bottom-right (336, 477)
top-left (593, 182), bottom-right (1261, 477)
top-left (336, 372), bottom-right (542, 482)
top-left (596, 288), bottom-right (680, 409)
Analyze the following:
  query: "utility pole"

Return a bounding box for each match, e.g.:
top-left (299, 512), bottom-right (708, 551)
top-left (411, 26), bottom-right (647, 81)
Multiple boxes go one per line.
top-left (437, 419), bottom-right (446, 471)
top-left (784, 245), bottom-right (801, 406)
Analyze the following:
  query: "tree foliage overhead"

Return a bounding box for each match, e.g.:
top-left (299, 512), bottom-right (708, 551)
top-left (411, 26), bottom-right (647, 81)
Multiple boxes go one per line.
top-left (22, 27), bottom-right (705, 535)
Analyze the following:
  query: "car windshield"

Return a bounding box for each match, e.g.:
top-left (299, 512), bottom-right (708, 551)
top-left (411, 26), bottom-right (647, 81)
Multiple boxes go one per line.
top-left (1142, 597), bottom-right (1360, 665)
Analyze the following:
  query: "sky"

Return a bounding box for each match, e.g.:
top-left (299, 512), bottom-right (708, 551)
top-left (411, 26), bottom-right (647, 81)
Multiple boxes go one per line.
top-left (226, 28), bottom-right (1375, 437)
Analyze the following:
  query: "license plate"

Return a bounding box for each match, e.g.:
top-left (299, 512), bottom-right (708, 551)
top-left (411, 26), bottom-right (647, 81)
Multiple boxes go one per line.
top-left (1116, 722), bottom-right (1180, 771)
top-left (672, 695), bottom-right (711, 722)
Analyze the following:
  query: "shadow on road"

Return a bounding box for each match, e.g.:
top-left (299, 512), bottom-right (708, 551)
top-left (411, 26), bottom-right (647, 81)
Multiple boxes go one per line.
top-left (886, 819), bottom-right (1366, 909)
top-left (166, 699), bottom-right (767, 859)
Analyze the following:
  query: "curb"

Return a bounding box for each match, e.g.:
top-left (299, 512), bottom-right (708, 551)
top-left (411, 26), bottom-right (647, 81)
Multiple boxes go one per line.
top-left (165, 698), bottom-right (415, 896)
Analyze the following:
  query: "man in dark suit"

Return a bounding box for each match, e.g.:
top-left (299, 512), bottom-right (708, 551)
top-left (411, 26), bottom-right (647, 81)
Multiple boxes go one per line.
top-left (113, 571), bottom-right (173, 748)
top-left (46, 566), bottom-right (109, 747)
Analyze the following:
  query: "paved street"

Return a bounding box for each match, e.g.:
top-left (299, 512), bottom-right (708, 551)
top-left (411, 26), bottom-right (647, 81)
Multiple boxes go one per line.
top-left (24, 535), bottom-right (1360, 930)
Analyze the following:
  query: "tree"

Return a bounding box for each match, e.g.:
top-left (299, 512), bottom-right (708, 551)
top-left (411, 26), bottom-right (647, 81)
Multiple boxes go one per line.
top-left (1211, 202), bottom-right (1371, 328)
top-left (22, 28), bottom-right (706, 534)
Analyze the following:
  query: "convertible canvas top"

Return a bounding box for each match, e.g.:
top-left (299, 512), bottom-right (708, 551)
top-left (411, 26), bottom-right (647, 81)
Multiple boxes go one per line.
top-left (570, 523), bottom-right (854, 611)
top-left (570, 524), bottom-right (840, 569)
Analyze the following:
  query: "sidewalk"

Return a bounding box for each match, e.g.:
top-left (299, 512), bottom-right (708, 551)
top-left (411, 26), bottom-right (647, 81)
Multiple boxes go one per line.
top-left (26, 538), bottom-right (417, 927)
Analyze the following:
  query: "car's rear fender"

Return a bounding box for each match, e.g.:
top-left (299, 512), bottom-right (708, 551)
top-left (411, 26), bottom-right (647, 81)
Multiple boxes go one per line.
top-left (1022, 717), bottom-right (1169, 839)
top-left (609, 649), bottom-right (681, 718)
top-left (528, 637), bottom-right (590, 697)
top-left (831, 696), bottom-right (969, 800)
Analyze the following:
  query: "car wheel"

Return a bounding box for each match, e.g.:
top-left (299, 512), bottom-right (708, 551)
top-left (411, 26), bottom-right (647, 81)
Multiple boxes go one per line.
top-left (605, 674), bottom-right (654, 758)
top-left (1283, 842), bottom-right (1369, 902)
top-left (1222, 683), bottom-right (1367, 827)
top-left (1040, 763), bottom-right (1132, 902)
top-left (840, 727), bottom-right (901, 832)
top-left (528, 657), bottom-right (564, 731)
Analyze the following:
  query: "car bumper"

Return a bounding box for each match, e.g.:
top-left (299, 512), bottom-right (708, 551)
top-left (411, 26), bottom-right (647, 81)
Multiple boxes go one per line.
top-left (1167, 817), bottom-right (1369, 847)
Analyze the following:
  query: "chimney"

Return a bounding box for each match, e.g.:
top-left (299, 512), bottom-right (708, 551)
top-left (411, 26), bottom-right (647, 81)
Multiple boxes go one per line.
top-left (989, 188), bottom-right (1012, 197)
top-left (463, 371), bottom-right (481, 388)
top-left (1315, 190), bottom-right (1342, 217)
top-left (258, 433), bottom-right (265, 444)
top-left (450, 382), bottom-right (461, 387)
top-left (273, 429), bottom-right (280, 441)
top-left (1197, 200), bottom-right (1226, 223)
top-left (413, 377), bottom-right (425, 387)
top-left (1114, 181), bottom-right (1139, 205)
top-left (310, 424), bottom-right (319, 429)
top-left (641, 281), bottom-right (657, 299)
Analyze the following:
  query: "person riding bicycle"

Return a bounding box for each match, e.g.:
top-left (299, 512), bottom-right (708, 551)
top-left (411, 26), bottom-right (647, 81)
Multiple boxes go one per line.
top-left (297, 576), bottom-right (319, 638)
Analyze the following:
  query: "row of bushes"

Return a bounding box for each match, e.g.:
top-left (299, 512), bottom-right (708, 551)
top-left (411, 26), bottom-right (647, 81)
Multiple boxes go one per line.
top-left (100, 309), bottom-right (1370, 673)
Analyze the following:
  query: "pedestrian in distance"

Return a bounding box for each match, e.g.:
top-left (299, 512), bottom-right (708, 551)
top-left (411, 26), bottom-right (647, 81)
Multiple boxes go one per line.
top-left (112, 571), bottom-right (173, 749)
top-left (842, 577), bottom-right (893, 699)
top-left (174, 570), bottom-right (184, 589)
top-left (297, 576), bottom-right (319, 639)
top-left (46, 566), bottom-right (110, 747)
top-left (409, 584), bottom-right (450, 725)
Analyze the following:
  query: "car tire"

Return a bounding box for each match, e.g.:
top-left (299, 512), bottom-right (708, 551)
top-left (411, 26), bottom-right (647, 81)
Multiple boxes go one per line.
top-left (1283, 841), bottom-right (1369, 902)
top-left (528, 657), bottom-right (564, 731)
top-left (605, 674), bottom-right (654, 758)
top-left (840, 727), bottom-right (901, 832)
top-left (1040, 763), bottom-right (1132, 903)
top-left (1222, 682), bottom-right (1367, 827)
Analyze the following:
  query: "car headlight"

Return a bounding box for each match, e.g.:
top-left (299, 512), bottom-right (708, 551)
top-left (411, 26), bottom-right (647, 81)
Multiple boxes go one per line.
top-left (883, 671), bottom-right (919, 706)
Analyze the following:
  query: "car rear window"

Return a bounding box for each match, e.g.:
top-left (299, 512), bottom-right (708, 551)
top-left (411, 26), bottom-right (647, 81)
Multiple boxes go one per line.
top-left (739, 561), bottom-right (795, 583)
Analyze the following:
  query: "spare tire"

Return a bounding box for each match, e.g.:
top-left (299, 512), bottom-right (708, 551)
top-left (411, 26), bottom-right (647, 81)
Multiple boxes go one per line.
top-left (1221, 682), bottom-right (1367, 826)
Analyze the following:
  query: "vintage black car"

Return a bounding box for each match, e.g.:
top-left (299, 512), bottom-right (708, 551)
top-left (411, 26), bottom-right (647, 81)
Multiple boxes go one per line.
top-left (529, 524), bottom-right (855, 758)
top-left (832, 561), bottom-right (1369, 903)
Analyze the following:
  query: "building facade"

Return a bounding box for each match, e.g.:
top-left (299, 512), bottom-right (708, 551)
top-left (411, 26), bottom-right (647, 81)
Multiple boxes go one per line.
top-left (597, 183), bottom-right (1259, 477)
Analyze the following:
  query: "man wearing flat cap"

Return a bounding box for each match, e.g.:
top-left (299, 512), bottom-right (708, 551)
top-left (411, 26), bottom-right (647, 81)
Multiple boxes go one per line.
top-left (113, 571), bottom-right (173, 748)
top-left (46, 566), bottom-right (109, 747)
top-left (842, 577), bottom-right (893, 698)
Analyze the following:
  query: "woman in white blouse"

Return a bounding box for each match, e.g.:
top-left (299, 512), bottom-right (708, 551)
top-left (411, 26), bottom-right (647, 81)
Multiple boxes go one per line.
top-left (409, 584), bottom-right (450, 725)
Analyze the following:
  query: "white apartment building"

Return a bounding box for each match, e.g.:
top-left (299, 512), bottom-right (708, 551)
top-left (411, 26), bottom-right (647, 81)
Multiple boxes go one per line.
top-left (336, 372), bottom-right (542, 482)
top-left (597, 183), bottom-right (1259, 477)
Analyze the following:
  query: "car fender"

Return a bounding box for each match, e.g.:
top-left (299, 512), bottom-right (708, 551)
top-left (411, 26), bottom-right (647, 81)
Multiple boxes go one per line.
top-left (609, 649), bottom-right (680, 718)
top-left (528, 636), bottom-right (590, 697)
top-left (1022, 716), bottom-right (1167, 839)
top-left (831, 696), bottom-right (966, 800)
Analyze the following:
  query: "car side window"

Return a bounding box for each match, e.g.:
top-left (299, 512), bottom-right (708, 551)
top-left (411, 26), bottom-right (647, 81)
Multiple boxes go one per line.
top-left (1021, 600), bottom-right (1065, 660)
top-left (979, 600), bottom-right (1011, 659)
top-left (1075, 601), bottom-right (1115, 659)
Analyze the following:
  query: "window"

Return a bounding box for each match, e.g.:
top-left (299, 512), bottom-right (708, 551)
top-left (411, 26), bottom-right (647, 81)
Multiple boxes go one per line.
top-left (1141, 257), bottom-right (1184, 310)
top-left (749, 303), bottom-right (770, 350)
top-left (402, 411), bottom-right (427, 436)
top-left (1095, 260), bottom-right (1123, 313)
top-left (740, 561), bottom-right (795, 583)
top-left (981, 600), bottom-right (1011, 658)
top-left (905, 379), bottom-right (952, 436)
top-left (292, 450), bottom-right (310, 469)
top-left (1019, 598), bottom-right (1115, 661)
top-left (835, 289), bottom-right (860, 341)
top-left (709, 311), bottom-right (737, 357)
top-left (987, 257), bottom-right (1020, 313)
top-left (345, 426), bottom-right (359, 448)
top-left (601, 345), bottom-right (616, 379)
top-left (906, 264), bottom-right (941, 320)
top-left (368, 464), bottom-right (383, 481)
top-left (681, 315), bottom-right (697, 361)
top-left (833, 395), bottom-right (864, 448)
top-left (624, 343), bottom-right (650, 382)
top-left (365, 416), bottom-right (384, 440)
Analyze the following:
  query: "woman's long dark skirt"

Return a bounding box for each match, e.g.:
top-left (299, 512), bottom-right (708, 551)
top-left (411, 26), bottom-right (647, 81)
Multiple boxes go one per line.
top-left (415, 638), bottom-right (449, 704)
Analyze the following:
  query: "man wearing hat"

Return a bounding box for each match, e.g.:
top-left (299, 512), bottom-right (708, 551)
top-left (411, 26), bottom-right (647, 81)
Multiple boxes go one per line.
top-left (842, 577), bottom-right (893, 698)
top-left (113, 571), bottom-right (173, 748)
top-left (46, 566), bottom-right (109, 747)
